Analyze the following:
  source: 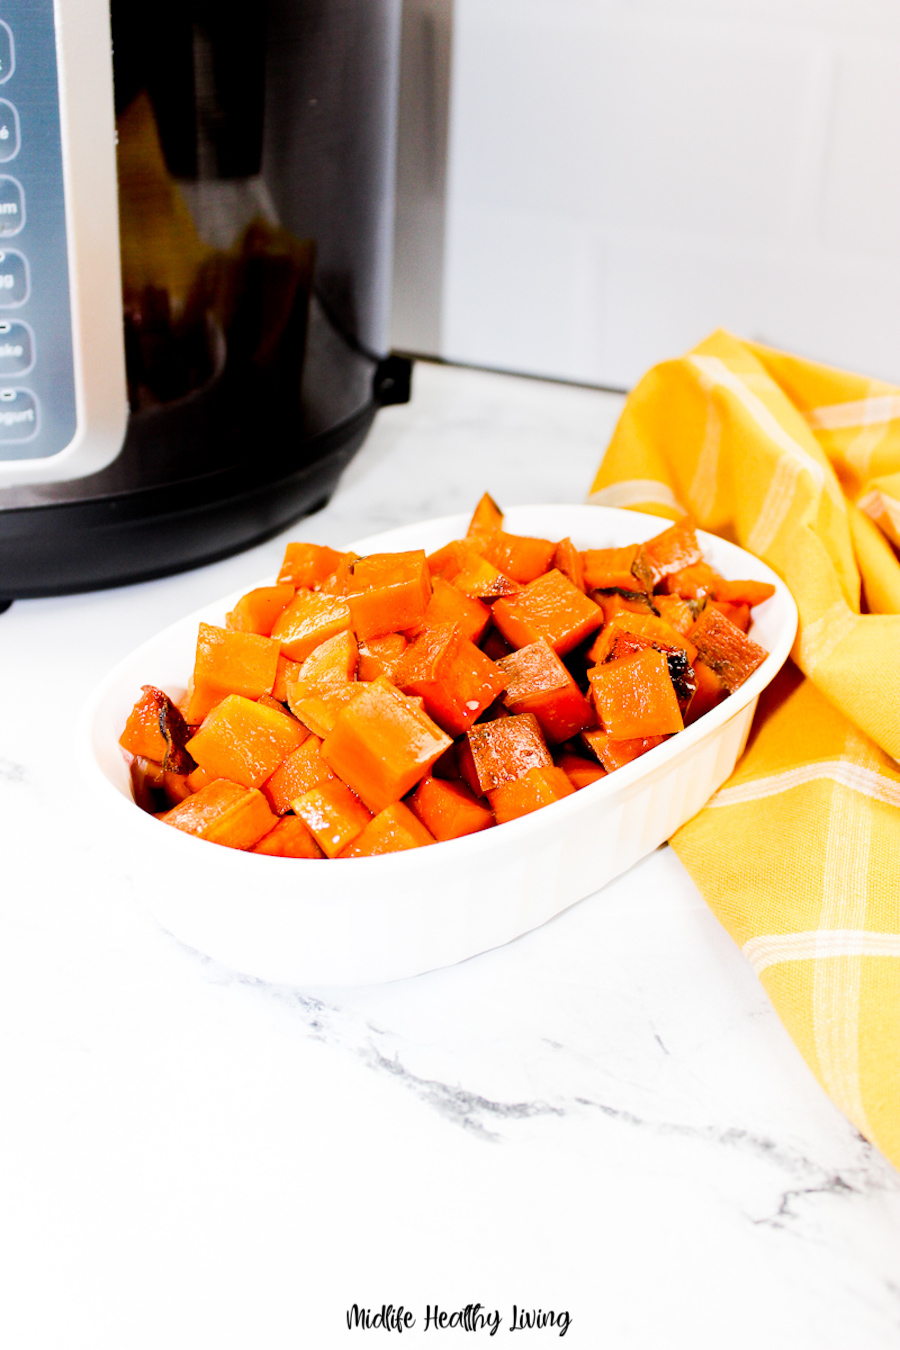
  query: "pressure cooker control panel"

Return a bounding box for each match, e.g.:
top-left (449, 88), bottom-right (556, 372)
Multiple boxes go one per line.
top-left (0, 0), bottom-right (77, 462)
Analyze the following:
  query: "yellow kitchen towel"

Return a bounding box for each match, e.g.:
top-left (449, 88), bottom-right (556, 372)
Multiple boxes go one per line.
top-left (589, 329), bottom-right (900, 1167)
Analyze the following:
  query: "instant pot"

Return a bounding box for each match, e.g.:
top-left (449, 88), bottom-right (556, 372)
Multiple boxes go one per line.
top-left (0, 0), bottom-right (409, 599)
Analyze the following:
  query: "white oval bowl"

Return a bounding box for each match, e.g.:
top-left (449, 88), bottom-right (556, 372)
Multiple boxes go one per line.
top-left (77, 505), bottom-right (797, 987)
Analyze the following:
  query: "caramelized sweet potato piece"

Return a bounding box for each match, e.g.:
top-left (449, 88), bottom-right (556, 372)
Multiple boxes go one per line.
top-left (339, 801), bottom-right (436, 857)
top-left (251, 814), bottom-right (324, 858)
top-left (582, 728), bottom-right (667, 772)
top-left (256, 692), bottom-right (304, 723)
top-left (465, 712), bottom-right (553, 794)
top-left (496, 640), bottom-right (595, 743)
top-left (270, 591), bottom-right (353, 662)
top-left (120, 685), bottom-right (196, 773)
top-left (466, 492), bottom-right (504, 541)
top-left (582, 545), bottom-right (642, 593)
top-left (588, 648), bottom-right (684, 739)
top-left (659, 561), bottom-right (722, 601)
top-left (321, 676), bottom-right (453, 813)
top-left (587, 612), bottom-right (698, 666)
top-left (488, 766), bottom-right (575, 823)
top-left (427, 540), bottom-right (519, 599)
top-left (183, 624), bottom-right (280, 723)
top-left (285, 630), bottom-right (358, 701)
top-left (708, 599), bottom-right (751, 633)
top-left (318, 552), bottom-right (360, 596)
top-left (277, 542), bottom-right (345, 589)
top-left (683, 659), bottom-right (728, 725)
top-left (186, 764), bottom-right (213, 792)
top-left (346, 550), bottom-right (432, 640)
top-left (415, 575), bottom-right (491, 644)
top-left (408, 775), bottom-right (495, 841)
top-left (596, 591), bottom-right (657, 624)
top-left (287, 684), bottom-right (363, 737)
top-left (653, 594), bottom-right (696, 636)
top-left (225, 585), bottom-right (295, 636)
top-left (689, 606), bottom-right (767, 692)
top-left (555, 751), bottom-right (606, 789)
top-left (272, 655), bottom-right (302, 703)
top-left (638, 518), bottom-right (703, 587)
top-left (261, 734), bottom-right (334, 814)
top-left (186, 693), bottom-right (308, 789)
top-left (357, 633), bottom-right (408, 682)
top-left (713, 577), bottom-right (776, 608)
top-left (293, 779), bottom-right (373, 858)
top-left (395, 622), bottom-right (508, 736)
top-left (552, 537), bottom-right (586, 592)
top-left (481, 531), bottom-right (556, 584)
top-left (161, 779), bottom-right (277, 850)
top-left (492, 569), bottom-right (603, 656)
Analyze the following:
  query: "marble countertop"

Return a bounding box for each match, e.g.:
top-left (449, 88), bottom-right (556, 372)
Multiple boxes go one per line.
top-left (3, 361), bottom-right (899, 1349)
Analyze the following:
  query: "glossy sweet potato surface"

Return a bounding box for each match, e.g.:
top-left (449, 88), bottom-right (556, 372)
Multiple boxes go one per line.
top-left (119, 501), bottom-right (773, 855)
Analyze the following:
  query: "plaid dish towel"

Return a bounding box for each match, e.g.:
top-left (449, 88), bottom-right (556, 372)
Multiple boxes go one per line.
top-left (589, 329), bottom-right (900, 1168)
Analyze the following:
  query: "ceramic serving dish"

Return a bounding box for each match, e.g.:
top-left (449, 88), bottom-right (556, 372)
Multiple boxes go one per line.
top-left (77, 505), bottom-right (798, 987)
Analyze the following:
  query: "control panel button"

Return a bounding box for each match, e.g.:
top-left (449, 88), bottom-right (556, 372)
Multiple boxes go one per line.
top-left (0, 176), bottom-right (23, 236)
top-left (0, 387), bottom-right (38, 442)
top-left (0, 23), bottom-right (14, 86)
top-left (0, 100), bottom-right (19, 162)
top-left (0, 249), bottom-right (28, 305)
top-left (0, 320), bottom-right (32, 375)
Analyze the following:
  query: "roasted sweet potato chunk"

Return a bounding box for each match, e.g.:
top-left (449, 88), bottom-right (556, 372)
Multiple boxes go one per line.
top-left (321, 676), bottom-right (453, 812)
top-left (183, 624), bottom-right (281, 723)
top-left (582, 544), bottom-right (642, 593)
top-left (409, 775), bottom-right (495, 841)
top-left (395, 622), bottom-right (508, 736)
top-left (689, 606), bottom-right (767, 692)
top-left (270, 591), bottom-right (353, 663)
top-left (346, 550), bottom-right (432, 640)
top-left (225, 586), bottom-right (295, 636)
top-left (488, 766), bottom-right (575, 823)
top-left (582, 729), bottom-right (668, 772)
top-left (481, 531), bottom-right (556, 584)
top-left (293, 779), bottom-right (373, 858)
top-left (161, 779), bottom-right (277, 850)
top-left (186, 694), bottom-right (308, 789)
top-left (339, 801), bottom-right (436, 857)
top-left (120, 685), bottom-right (195, 773)
top-left (252, 815), bottom-right (324, 858)
top-left (555, 751), bottom-right (606, 789)
top-left (415, 575), bottom-right (491, 644)
top-left (491, 570), bottom-right (603, 656)
top-left (357, 633), bottom-right (409, 682)
top-left (588, 648), bottom-right (684, 739)
top-left (465, 712), bottom-right (553, 794)
top-left (261, 734), bottom-right (332, 815)
top-left (427, 540), bottom-right (519, 599)
top-left (466, 492), bottom-right (504, 541)
top-left (496, 640), bottom-right (595, 743)
top-left (277, 542), bottom-right (345, 588)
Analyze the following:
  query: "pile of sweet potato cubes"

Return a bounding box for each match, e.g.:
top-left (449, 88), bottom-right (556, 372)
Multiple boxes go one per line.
top-left (119, 496), bottom-right (772, 859)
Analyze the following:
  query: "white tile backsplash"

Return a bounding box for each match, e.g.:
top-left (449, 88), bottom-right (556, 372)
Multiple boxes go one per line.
top-left (399, 0), bottom-right (900, 386)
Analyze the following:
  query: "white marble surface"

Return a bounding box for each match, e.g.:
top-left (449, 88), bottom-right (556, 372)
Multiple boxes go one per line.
top-left (2, 361), bottom-right (899, 1349)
